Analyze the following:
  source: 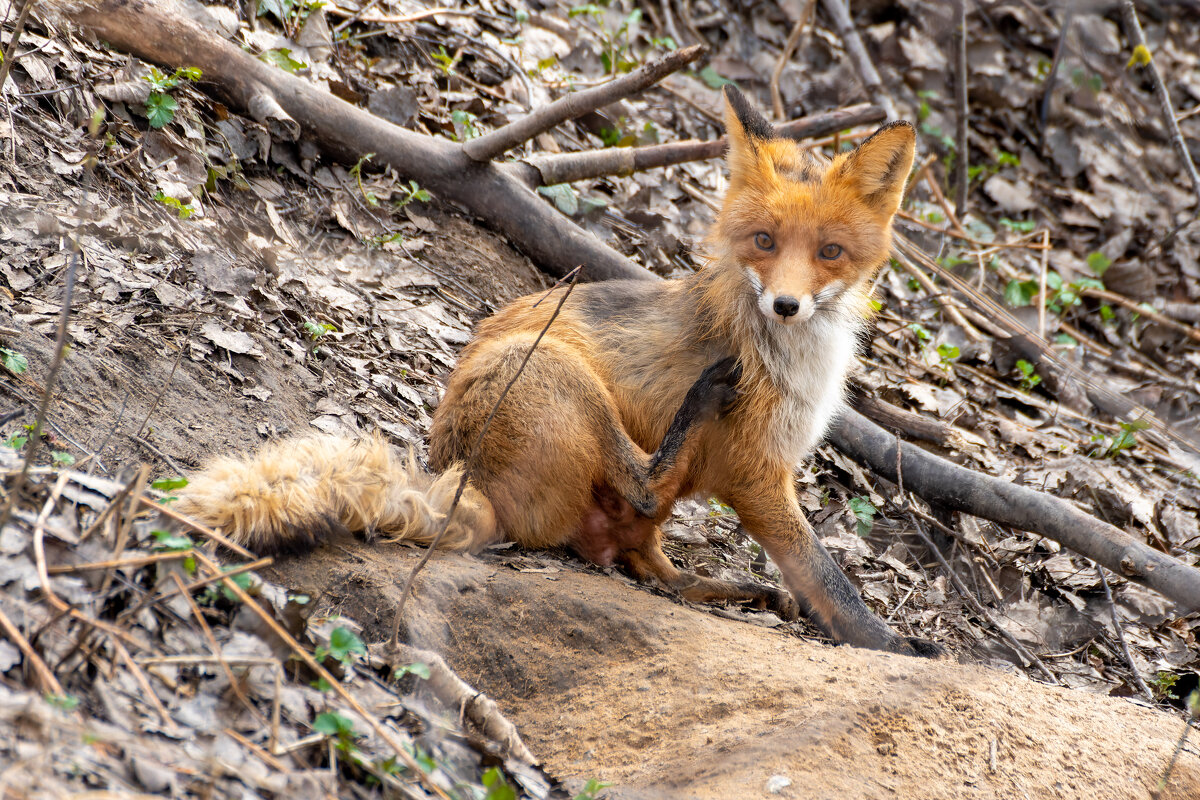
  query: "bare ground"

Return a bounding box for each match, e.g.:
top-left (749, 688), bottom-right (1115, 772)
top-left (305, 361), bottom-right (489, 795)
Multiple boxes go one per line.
top-left (273, 537), bottom-right (1200, 800)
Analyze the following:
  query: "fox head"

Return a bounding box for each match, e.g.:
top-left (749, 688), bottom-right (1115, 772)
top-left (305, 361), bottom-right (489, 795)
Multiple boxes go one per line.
top-left (713, 85), bottom-right (915, 327)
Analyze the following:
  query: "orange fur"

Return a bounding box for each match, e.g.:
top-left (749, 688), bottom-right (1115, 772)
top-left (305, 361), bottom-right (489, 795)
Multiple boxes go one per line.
top-left (180, 87), bottom-right (943, 657)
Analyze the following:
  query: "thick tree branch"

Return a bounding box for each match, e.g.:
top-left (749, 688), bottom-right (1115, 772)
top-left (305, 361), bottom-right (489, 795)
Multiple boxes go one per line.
top-left (463, 44), bottom-right (705, 162)
top-left (831, 408), bottom-right (1200, 613)
top-left (515, 103), bottom-right (884, 187)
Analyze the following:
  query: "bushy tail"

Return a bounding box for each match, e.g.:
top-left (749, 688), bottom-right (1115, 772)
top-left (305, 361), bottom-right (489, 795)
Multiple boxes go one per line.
top-left (176, 434), bottom-right (497, 555)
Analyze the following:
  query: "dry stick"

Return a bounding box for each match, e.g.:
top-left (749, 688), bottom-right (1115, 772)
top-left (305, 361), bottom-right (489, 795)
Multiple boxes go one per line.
top-left (47, 549), bottom-right (195, 573)
top-left (0, 0), bottom-right (37, 94)
top-left (770, 0), bottom-right (816, 120)
top-left (388, 266), bottom-right (583, 651)
top-left (891, 247), bottom-right (984, 342)
top-left (1120, 1), bottom-right (1200, 201)
top-left (952, 0), bottom-right (969, 217)
top-left (0, 604), bottom-right (63, 695)
top-left (1095, 563), bottom-right (1155, 703)
top-left (1080, 287), bottom-right (1200, 345)
top-left (141, 497), bottom-right (257, 559)
top-left (1037, 229), bottom-right (1050, 339)
top-left (462, 45), bottom-right (705, 162)
top-left (190, 550), bottom-right (449, 800)
top-left (518, 103), bottom-right (884, 186)
top-left (99, 465), bottom-right (149, 595)
top-left (111, 638), bottom-right (180, 733)
top-left (820, 0), bottom-right (897, 121)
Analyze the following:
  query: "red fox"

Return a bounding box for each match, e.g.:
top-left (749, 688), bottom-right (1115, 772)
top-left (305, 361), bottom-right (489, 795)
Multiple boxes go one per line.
top-left (179, 86), bottom-right (943, 657)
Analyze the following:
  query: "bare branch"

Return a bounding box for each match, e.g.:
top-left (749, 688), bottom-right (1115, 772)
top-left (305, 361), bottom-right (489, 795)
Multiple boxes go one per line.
top-left (516, 103), bottom-right (885, 187)
top-left (952, 0), bottom-right (969, 216)
top-left (462, 44), bottom-right (706, 163)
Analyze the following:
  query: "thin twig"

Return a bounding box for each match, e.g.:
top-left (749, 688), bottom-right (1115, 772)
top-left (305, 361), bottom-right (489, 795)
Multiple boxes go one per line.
top-left (1095, 563), bottom-right (1155, 703)
top-left (1080, 287), bottom-right (1200, 345)
top-left (0, 604), bottom-right (62, 695)
top-left (952, 0), bottom-right (969, 216)
top-left (464, 45), bottom-right (705, 162)
top-left (388, 266), bottom-right (583, 651)
top-left (1120, 1), bottom-right (1200, 201)
top-left (891, 247), bottom-right (984, 341)
top-left (770, 0), bottom-right (816, 120)
top-left (1037, 229), bottom-right (1050, 339)
top-left (820, 0), bottom-right (897, 120)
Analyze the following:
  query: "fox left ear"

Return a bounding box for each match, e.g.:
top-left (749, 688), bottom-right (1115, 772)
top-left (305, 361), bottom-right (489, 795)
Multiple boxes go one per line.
top-left (840, 121), bottom-right (916, 214)
top-left (723, 85), bottom-right (774, 181)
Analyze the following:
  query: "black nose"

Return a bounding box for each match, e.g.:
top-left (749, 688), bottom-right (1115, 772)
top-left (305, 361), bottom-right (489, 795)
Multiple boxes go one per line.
top-left (773, 295), bottom-right (800, 318)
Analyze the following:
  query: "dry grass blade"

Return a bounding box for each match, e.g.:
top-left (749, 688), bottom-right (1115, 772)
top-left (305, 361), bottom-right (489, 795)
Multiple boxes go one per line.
top-left (0, 604), bottom-right (63, 695)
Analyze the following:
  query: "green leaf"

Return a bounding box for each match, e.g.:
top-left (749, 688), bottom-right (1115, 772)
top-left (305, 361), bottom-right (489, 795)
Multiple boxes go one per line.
top-left (45, 692), bottom-right (80, 712)
top-left (847, 497), bottom-right (877, 537)
top-left (151, 529), bottom-right (194, 552)
top-left (262, 48), bottom-right (307, 73)
top-left (328, 626), bottom-right (366, 664)
top-left (145, 92), bottom-right (178, 129)
top-left (1004, 279), bottom-right (1035, 308)
top-left (152, 476), bottom-right (189, 492)
top-left (998, 217), bottom-right (1036, 233)
top-left (482, 767), bottom-right (517, 800)
top-left (50, 451), bottom-right (76, 467)
top-left (574, 778), bottom-right (614, 800)
top-left (537, 183), bottom-right (579, 216)
top-left (907, 323), bottom-right (931, 341)
top-left (313, 710), bottom-right (356, 738)
top-left (5, 435), bottom-right (28, 450)
top-left (697, 65), bottom-right (733, 89)
top-left (394, 661), bottom-right (432, 680)
top-left (0, 347), bottom-right (28, 375)
top-left (1085, 251), bottom-right (1112, 276)
top-left (936, 343), bottom-right (960, 361)
top-left (175, 66), bottom-right (202, 82)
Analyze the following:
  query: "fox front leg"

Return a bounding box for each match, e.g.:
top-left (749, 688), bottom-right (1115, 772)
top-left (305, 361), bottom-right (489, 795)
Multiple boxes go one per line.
top-left (727, 474), bottom-right (945, 658)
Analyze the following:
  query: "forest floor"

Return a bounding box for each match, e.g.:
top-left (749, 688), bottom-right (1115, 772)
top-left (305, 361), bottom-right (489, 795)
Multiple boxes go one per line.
top-left (2, 0), bottom-right (1200, 797)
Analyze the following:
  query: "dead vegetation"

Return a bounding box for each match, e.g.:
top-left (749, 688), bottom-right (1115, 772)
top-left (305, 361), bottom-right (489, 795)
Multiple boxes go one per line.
top-left (2, 0), bottom-right (1200, 796)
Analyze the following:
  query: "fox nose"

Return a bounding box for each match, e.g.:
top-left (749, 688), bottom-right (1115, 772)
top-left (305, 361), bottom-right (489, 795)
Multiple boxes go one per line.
top-left (773, 295), bottom-right (801, 318)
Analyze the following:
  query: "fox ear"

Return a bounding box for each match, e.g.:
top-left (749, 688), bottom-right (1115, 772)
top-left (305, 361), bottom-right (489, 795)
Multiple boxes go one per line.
top-left (723, 85), bottom-right (774, 180)
top-left (840, 121), bottom-right (916, 214)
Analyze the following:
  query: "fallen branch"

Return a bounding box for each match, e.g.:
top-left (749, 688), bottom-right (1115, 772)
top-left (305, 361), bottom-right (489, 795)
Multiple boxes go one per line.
top-left (517, 103), bottom-right (883, 187)
top-left (462, 45), bottom-right (705, 162)
top-left (770, 0), bottom-right (816, 120)
top-left (830, 408), bottom-right (1200, 613)
top-left (379, 643), bottom-right (538, 765)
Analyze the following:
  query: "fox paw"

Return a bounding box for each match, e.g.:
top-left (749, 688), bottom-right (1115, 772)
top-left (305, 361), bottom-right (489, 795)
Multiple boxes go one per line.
top-left (699, 356), bottom-right (743, 416)
top-left (888, 636), bottom-right (948, 660)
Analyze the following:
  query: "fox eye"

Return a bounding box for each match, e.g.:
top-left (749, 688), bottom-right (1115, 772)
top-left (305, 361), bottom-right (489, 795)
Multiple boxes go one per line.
top-left (754, 232), bottom-right (775, 251)
top-left (819, 243), bottom-right (843, 260)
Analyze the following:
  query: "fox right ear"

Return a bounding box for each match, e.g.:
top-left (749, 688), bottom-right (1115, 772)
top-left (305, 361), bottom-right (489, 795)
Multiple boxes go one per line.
top-left (723, 85), bottom-right (774, 181)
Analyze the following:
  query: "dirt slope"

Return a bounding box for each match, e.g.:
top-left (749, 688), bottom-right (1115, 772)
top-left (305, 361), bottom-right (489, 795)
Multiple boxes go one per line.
top-left (270, 538), bottom-right (1200, 800)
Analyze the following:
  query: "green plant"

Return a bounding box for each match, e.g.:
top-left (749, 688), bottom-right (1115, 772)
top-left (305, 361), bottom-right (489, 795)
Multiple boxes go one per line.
top-left (258, 0), bottom-right (325, 36)
top-left (394, 662), bottom-right (432, 680)
top-left (50, 451), bottom-right (75, 467)
top-left (1090, 419), bottom-right (1149, 459)
top-left (0, 347), bottom-right (28, 374)
top-left (429, 45), bottom-right (459, 75)
top-left (153, 191), bottom-right (195, 219)
top-left (315, 626), bottom-right (366, 667)
top-left (313, 710), bottom-right (359, 753)
top-left (151, 529), bottom-right (194, 552)
top-left (44, 692), bottom-right (80, 712)
top-left (848, 496), bottom-right (877, 537)
top-left (261, 48), bottom-right (307, 73)
top-left (706, 497), bottom-right (735, 517)
top-left (574, 778), bottom-right (613, 800)
top-left (1150, 671), bottom-right (1179, 701)
top-left (141, 66), bottom-right (201, 129)
top-left (5, 433), bottom-right (28, 450)
top-left (1004, 272), bottom-right (1104, 314)
top-left (349, 153), bottom-right (378, 206)
top-left (450, 109), bottom-right (479, 141)
top-left (395, 180), bottom-right (431, 209)
top-left (200, 567), bottom-right (255, 605)
top-left (303, 320), bottom-right (336, 340)
top-left (936, 343), bottom-right (960, 371)
top-left (1015, 359), bottom-right (1041, 392)
top-left (152, 476), bottom-right (188, 503)
top-left (998, 217), bottom-right (1036, 233)
top-left (482, 767), bottom-right (517, 800)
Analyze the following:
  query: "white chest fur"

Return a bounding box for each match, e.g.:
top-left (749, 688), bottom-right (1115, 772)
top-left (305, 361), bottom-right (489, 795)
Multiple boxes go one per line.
top-left (751, 308), bottom-right (860, 463)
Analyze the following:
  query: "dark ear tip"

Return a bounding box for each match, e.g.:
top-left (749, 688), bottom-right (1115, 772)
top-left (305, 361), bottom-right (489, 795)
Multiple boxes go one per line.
top-left (723, 84), bottom-right (775, 142)
top-left (722, 84), bottom-right (743, 103)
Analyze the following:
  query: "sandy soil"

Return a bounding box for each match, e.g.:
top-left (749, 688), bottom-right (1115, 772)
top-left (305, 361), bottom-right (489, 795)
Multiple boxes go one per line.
top-left (267, 537), bottom-right (1200, 800)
